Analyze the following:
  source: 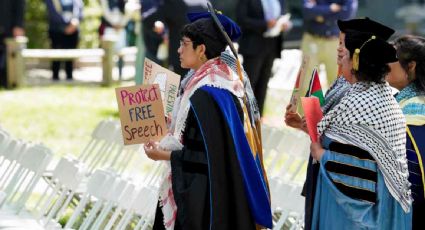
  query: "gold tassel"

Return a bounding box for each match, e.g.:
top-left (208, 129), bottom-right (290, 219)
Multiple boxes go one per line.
top-left (353, 48), bottom-right (360, 71)
top-left (352, 35), bottom-right (376, 71)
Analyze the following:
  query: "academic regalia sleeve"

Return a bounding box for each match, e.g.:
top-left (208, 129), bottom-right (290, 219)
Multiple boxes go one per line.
top-left (319, 136), bottom-right (378, 204)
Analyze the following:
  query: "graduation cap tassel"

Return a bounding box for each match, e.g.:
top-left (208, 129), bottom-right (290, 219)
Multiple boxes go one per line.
top-left (353, 35), bottom-right (376, 71)
top-left (353, 48), bottom-right (360, 71)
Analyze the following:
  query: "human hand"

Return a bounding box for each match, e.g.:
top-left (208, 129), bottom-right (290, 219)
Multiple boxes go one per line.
top-left (310, 142), bottom-right (325, 160)
top-left (281, 21), bottom-right (293, 32)
top-left (144, 140), bottom-right (171, 161)
top-left (65, 24), bottom-right (77, 35)
top-left (301, 117), bottom-right (308, 134)
top-left (154, 21), bottom-right (165, 34)
top-left (284, 104), bottom-right (303, 129)
top-left (13, 27), bottom-right (25, 37)
top-left (330, 3), bottom-right (341, 12)
top-left (267, 19), bottom-right (277, 29)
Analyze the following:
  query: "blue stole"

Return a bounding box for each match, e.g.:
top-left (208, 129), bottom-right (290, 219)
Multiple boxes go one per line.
top-left (201, 86), bottom-right (272, 228)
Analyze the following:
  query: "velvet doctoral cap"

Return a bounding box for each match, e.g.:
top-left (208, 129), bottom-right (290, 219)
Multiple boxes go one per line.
top-left (187, 12), bottom-right (242, 42)
top-left (345, 30), bottom-right (397, 71)
top-left (338, 17), bottom-right (395, 41)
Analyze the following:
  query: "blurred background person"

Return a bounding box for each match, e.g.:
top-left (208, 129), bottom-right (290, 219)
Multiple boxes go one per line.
top-left (300, 0), bottom-right (357, 97)
top-left (155, 0), bottom-right (206, 76)
top-left (387, 35), bottom-right (425, 230)
top-left (237, 0), bottom-right (291, 115)
top-left (100, 0), bottom-right (136, 78)
top-left (45, 0), bottom-right (83, 81)
top-left (0, 0), bottom-right (25, 88)
top-left (141, 0), bottom-right (166, 65)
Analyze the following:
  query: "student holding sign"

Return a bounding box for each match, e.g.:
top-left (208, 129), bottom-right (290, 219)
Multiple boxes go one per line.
top-left (309, 30), bottom-right (412, 229)
top-left (143, 11), bottom-right (272, 230)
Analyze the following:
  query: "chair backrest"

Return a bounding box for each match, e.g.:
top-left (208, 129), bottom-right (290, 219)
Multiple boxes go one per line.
top-left (20, 144), bottom-right (53, 174)
top-left (86, 169), bottom-right (113, 197)
top-left (133, 186), bottom-right (158, 217)
top-left (104, 177), bottom-right (127, 202)
top-left (2, 139), bottom-right (27, 162)
top-left (0, 130), bottom-right (10, 154)
top-left (53, 156), bottom-right (87, 190)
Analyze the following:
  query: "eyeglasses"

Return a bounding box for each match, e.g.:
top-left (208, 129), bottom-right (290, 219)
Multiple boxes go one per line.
top-left (179, 39), bottom-right (193, 48)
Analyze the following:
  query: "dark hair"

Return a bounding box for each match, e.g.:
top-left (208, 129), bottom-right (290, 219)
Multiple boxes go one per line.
top-left (393, 35), bottom-right (425, 92)
top-left (180, 19), bottom-right (227, 59)
top-left (345, 30), bottom-right (391, 83)
top-left (351, 56), bottom-right (391, 84)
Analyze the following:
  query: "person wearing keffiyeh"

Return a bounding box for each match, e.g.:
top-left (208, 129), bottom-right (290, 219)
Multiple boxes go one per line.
top-left (143, 11), bottom-right (272, 230)
top-left (284, 17), bottom-right (397, 230)
top-left (309, 30), bottom-right (412, 229)
top-left (387, 35), bottom-right (425, 230)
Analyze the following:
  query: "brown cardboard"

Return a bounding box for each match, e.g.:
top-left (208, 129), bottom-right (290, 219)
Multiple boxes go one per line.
top-left (144, 58), bottom-right (181, 117)
top-left (115, 84), bottom-right (168, 145)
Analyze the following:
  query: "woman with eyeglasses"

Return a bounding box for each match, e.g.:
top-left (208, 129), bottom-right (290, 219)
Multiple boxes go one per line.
top-left (143, 11), bottom-right (272, 230)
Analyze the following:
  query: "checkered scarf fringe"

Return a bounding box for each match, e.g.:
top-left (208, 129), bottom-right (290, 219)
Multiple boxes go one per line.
top-left (318, 81), bottom-right (412, 212)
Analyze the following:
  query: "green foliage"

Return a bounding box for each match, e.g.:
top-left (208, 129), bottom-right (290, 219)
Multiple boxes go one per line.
top-left (25, 0), bottom-right (49, 48)
top-left (79, 0), bottom-right (103, 48)
top-left (0, 85), bottom-right (119, 158)
top-left (24, 0), bottom-right (103, 49)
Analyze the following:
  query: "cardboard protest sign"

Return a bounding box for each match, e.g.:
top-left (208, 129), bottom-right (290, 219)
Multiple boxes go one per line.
top-left (144, 58), bottom-right (181, 116)
top-left (115, 84), bottom-right (167, 145)
top-left (301, 97), bottom-right (323, 143)
top-left (289, 55), bottom-right (309, 113)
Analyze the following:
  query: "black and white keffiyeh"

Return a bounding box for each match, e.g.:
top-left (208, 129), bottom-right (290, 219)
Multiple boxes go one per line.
top-left (318, 81), bottom-right (412, 212)
top-left (322, 76), bottom-right (351, 114)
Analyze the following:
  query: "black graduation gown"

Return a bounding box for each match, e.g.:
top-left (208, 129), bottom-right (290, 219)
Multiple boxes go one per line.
top-left (153, 88), bottom-right (256, 230)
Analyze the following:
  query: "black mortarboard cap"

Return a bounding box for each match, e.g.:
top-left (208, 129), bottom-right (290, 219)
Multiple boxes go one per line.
top-left (338, 17), bottom-right (395, 41)
top-left (345, 30), bottom-right (397, 71)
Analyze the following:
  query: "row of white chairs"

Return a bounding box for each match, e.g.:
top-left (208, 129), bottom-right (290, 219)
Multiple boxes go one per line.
top-left (0, 128), bottom-right (53, 214)
top-left (1, 121), bottom-right (309, 230)
top-left (261, 124), bottom-right (310, 230)
top-left (0, 121), bottom-right (164, 229)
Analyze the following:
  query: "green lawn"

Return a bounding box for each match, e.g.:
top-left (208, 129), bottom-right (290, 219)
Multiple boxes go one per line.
top-left (0, 85), bottom-right (120, 158)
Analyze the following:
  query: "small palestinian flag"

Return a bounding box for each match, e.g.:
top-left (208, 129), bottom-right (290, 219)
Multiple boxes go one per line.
top-left (306, 68), bottom-right (325, 106)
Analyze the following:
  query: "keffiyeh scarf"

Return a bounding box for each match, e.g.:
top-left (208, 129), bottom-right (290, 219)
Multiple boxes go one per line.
top-left (322, 76), bottom-right (351, 114)
top-left (318, 81), bottom-right (412, 212)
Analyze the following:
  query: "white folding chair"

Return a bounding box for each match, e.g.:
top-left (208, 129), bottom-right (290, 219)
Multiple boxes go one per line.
top-left (0, 144), bottom-right (53, 213)
top-left (272, 183), bottom-right (304, 230)
top-left (78, 171), bottom-right (117, 230)
top-left (35, 156), bottom-right (86, 226)
top-left (64, 169), bottom-right (112, 229)
top-left (115, 185), bottom-right (158, 230)
top-left (0, 139), bottom-right (29, 190)
top-left (0, 130), bottom-right (10, 157)
top-left (103, 181), bottom-right (136, 230)
top-left (90, 177), bottom-right (133, 230)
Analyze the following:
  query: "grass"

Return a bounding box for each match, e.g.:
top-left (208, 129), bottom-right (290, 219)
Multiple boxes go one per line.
top-left (0, 85), bottom-right (120, 158)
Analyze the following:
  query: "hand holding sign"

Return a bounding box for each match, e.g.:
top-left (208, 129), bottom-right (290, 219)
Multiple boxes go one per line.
top-left (301, 97), bottom-right (323, 143)
top-left (289, 55), bottom-right (309, 113)
top-left (115, 84), bottom-right (167, 145)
